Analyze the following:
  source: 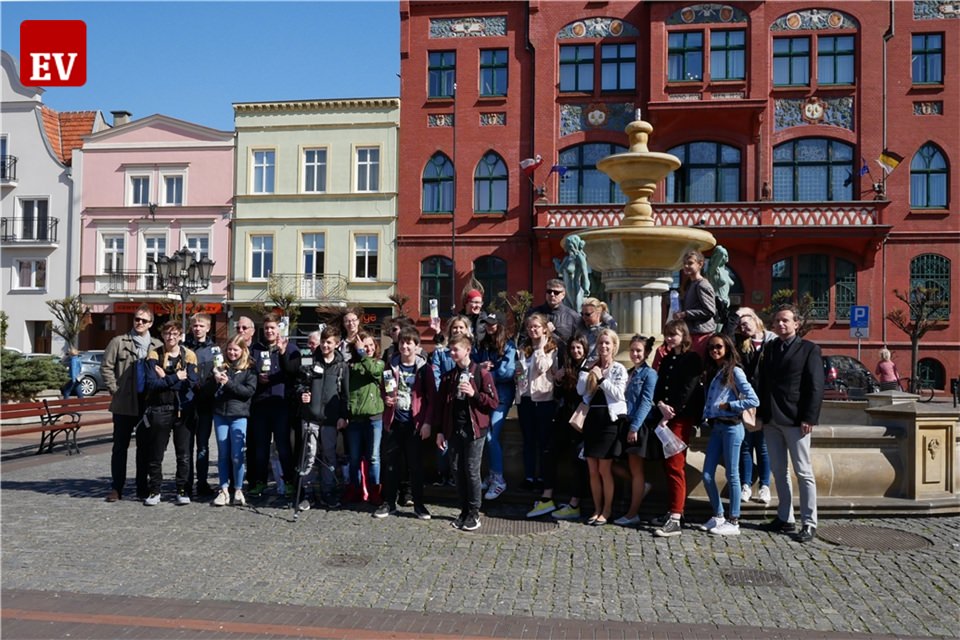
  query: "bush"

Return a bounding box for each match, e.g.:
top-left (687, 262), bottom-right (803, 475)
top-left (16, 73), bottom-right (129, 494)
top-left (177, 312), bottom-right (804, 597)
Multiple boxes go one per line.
top-left (0, 351), bottom-right (69, 402)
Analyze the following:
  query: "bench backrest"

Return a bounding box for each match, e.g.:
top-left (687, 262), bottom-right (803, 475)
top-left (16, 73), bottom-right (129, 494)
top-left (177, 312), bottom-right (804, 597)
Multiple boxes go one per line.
top-left (0, 401), bottom-right (49, 421)
top-left (43, 397), bottom-right (112, 414)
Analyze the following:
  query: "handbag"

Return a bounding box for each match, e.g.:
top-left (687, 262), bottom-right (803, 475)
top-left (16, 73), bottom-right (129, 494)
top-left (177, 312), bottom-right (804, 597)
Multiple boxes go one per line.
top-left (568, 402), bottom-right (589, 432)
top-left (742, 406), bottom-right (760, 432)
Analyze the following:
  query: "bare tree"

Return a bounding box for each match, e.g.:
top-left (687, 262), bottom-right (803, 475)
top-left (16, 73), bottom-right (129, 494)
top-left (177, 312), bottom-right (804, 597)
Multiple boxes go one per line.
top-left (251, 274), bottom-right (302, 330)
top-left (886, 286), bottom-right (947, 391)
top-left (46, 296), bottom-right (91, 350)
top-left (761, 289), bottom-right (816, 337)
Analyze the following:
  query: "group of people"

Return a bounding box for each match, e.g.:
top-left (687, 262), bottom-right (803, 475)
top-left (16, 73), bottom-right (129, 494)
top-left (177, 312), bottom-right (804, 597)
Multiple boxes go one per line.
top-left (101, 248), bottom-right (824, 541)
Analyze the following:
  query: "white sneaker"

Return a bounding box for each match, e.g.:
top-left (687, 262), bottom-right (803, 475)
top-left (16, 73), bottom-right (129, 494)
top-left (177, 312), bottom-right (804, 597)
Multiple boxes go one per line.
top-left (740, 484), bottom-right (752, 503)
top-left (711, 520), bottom-right (741, 536)
top-left (175, 492), bottom-right (191, 506)
top-left (233, 489), bottom-right (246, 506)
top-left (144, 494), bottom-right (161, 506)
top-left (213, 489), bottom-right (229, 507)
top-left (484, 476), bottom-right (506, 501)
top-left (699, 515), bottom-right (725, 531)
top-left (756, 485), bottom-right (771, 505)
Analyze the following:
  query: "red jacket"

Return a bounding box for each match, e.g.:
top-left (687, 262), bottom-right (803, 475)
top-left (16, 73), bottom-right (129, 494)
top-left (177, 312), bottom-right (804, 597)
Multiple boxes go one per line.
top-left (381, 354), bottom-right (435, 434)
top-left (433, 361), bottom-right (499, 440)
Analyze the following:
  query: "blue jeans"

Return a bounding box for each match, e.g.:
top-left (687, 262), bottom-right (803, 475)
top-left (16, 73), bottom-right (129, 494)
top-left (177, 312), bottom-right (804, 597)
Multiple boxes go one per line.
top-left (215, 415), bottom-right (247, 490)
top-left (740, 428), bottom-right (770, 488)
top-left (702, 421), bottom-right (745, 519)
top-left (347, 417), bottom-right (383, 486)
top-left (486, 386), bottom-right (514, 476)
top-left (517, 397), bottom-right (557, 488)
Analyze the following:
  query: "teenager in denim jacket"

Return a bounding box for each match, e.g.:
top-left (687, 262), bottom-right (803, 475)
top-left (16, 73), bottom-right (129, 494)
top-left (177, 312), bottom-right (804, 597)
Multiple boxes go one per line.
top-left (472, 312), bottom-right (516, 501)
top-left (616, 335), bottom-right (658, 526)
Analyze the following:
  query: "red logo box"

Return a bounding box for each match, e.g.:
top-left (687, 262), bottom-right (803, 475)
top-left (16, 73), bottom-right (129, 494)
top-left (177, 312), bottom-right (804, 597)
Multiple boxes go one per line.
top-left (20, 20), bottom-right (87, 87)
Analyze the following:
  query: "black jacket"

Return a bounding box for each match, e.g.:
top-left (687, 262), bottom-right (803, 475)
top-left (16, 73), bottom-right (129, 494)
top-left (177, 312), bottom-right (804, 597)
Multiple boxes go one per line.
top-left (209, 367), bottom-right (258, 419)
top-left (301, 351), bottom-right (350, 426)
top-left (653, 350), bottom-right (704, 421)
top-left (758, 337), bottom-right (824, 427)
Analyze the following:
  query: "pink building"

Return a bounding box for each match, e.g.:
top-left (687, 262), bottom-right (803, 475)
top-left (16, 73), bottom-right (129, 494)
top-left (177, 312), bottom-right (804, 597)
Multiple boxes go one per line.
top-left (74, 113), bottom-right (234, 348)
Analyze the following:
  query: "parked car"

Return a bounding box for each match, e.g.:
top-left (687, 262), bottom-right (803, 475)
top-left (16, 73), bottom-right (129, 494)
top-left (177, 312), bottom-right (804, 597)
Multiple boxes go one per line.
top-left (77, 350), bottom-right (107, 397)
top-left (823, 354), bottom-right (880, 399)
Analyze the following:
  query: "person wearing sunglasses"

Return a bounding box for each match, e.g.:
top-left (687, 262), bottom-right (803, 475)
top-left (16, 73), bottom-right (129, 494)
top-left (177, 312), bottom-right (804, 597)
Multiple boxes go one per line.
top-left (523, 279), bottom-right (580, 351)
top-left (102, 304), bottom-right (162, 503)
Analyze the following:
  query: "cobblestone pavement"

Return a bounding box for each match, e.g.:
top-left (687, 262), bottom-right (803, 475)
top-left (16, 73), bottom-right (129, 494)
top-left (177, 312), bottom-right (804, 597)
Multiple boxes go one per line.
top-left (2, 446), bottom-right (958, 639)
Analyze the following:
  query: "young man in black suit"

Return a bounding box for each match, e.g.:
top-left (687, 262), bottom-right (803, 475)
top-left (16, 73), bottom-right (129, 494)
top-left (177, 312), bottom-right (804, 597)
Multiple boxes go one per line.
top-left (758, 304), bottom-right (824, 543)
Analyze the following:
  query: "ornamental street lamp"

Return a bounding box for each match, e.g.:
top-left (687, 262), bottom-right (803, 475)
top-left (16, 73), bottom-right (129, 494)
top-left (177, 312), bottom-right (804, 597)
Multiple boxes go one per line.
top-left (153, 246), bottom-right (215, 336)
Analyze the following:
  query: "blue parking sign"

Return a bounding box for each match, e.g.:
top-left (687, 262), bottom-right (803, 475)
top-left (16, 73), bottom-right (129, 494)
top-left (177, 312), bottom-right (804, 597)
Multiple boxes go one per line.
top-left (850, 306), bottom-right (869, 328)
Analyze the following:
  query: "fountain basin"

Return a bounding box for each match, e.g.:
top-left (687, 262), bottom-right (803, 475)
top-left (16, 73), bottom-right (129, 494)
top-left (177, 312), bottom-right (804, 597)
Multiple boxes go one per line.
top-left (575, 226), bottom-right (716, 272)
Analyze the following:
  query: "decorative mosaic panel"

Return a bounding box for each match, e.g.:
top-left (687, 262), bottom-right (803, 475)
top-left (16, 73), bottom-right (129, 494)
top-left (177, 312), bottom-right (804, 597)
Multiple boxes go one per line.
top-left (914, 0), bottom-right (960, 19)
top-left (666, 4), bottom-right (748, 25)
top-left (713, 92), bottom-right (745, 100)
top-left (557, 17), bottom-right (639, 39)
top-left (428, 114), bottom-right (454, 127)
top-left (480, 112), bottom-right (506, 126)
top-left (430, 17), bottom-right (506, 38)
top-left (914, 101), bottom-right (944, 115)
top-left (668, 93), bottom-right (702, 101)
top-left (774, 97), bottom-right (854, 131)
top-left (559, 102), bottom-right (635, 137)
top-left (770, 9), bottom-right (859, 31)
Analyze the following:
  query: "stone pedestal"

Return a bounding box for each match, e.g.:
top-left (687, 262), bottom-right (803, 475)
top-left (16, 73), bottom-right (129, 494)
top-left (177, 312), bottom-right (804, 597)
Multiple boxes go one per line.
top-left (602, 268), bottom-right (673, 339)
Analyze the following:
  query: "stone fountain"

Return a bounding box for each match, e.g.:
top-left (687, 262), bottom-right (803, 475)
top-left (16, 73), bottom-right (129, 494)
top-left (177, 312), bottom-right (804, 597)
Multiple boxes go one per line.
top-left (573, 116), bottom-right (716, 342)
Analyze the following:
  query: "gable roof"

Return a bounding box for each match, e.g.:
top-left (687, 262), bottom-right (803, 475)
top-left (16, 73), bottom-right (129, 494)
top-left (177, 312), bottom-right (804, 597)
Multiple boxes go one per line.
top-left (40, 107), bottom-right (100, 165)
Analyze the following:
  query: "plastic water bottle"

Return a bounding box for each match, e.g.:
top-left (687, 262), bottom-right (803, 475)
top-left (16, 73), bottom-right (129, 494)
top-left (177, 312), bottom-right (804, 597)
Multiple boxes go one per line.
top-left (383, 370), bottom-right (397, 394)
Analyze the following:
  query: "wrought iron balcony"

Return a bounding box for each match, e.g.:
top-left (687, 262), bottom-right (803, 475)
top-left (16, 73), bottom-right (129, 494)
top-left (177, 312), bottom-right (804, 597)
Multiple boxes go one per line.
top-left (0, 155), bottom-right (16, 184)
top-left (1, 217), bottom-right (59, 244)
top-left (96, 270), bottom-right (182, 295)
top-left (250, 273), bottom-right (349, 304)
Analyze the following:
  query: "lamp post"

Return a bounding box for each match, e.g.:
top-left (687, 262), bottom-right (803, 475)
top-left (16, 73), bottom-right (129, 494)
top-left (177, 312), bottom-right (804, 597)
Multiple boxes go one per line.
top-left (153, 246), bottom-right (215, 336)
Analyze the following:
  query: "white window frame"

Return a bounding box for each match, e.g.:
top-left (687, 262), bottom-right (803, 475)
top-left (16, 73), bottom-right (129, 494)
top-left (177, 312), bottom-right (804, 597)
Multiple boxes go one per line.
top-left (101, 233), bottom-right (126, 274)
top-left (142, 233), bottom-right (167, 291)
top-left (302, 147), bottom-right (328, 193)
top-left (12, 258), bottom-right (47, 290)
top-left (251, 149), bottom-right (276, 194)
top-left (128, 174), bottom-right (151, 206)
top-left (250, 233), bottom-right (274, 281)
top-left (301, 231), bottom-right (326, 276)
top-left (353, 232), bottom-right (379, 281)
top-left (160, 169), bottom-right (187, 206)
top-left (16, 197), bottom-right (50, 240)
top-left (355, 145), bottom-right (381, 193)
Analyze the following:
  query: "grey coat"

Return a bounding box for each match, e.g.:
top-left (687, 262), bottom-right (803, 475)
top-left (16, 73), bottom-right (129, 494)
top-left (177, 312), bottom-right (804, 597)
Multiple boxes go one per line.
top-left (101, 332), bottom-right (162, 416)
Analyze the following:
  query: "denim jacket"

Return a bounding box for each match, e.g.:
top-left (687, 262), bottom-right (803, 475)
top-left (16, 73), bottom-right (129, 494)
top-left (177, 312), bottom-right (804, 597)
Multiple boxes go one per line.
top-left (625, 364), bottom-right (658, 433)
top-left (702, 366), bottom-right (759, 422)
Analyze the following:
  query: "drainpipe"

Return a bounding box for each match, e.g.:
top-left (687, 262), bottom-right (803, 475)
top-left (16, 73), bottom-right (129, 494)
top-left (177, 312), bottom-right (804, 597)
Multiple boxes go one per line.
top-left (451, 82), bottom-right (457, 313)
top-left (525, 1), bottom-right (536, 293)
top-left (881, 1), bottom-right (894, 345)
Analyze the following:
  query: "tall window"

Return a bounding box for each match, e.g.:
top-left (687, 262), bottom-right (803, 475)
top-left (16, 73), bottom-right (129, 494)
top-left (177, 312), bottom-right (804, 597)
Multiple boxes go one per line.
top-left (474, 152), bottom-right (507, 213)
top-left (473, 256), bottom-right (507, 305)
top-left (771, 254), bottom-right (859, 321)
top-left (601, 43), bottom-right (636, 91)
top-left (910, 254), bottom-right (951, 320)
top-left (666, 142), bottom-right (741, 203)
top-left (302, 233), bottom-right (325, 275)
top-left (817, 35), bottom-right (855, 84)
top-left (163, 175), bottom-right (183, 206)
top-left (19, 198), bottom-right (49, 241)
top-left (356, 146), bottom-right (380, 192)
top-left (428, 51), bottom-right (456, 98)
top-left (102, 235), bottom-right (124, 274)
top-left (668, 32), bottom-right (703, 82)
top-left (250, 235), bottom-right (273, 280)
top-left (558, 143), bottom-right (628, 204)
top-left (354, 234), bottom-right (378, 280)
top-left (13, 259), bottom-right (46, 290)
top-left (834, 258), bottom-right (857, 320)
top-left (252, 150), bottom-right (275, 194)
top-left (143, 235), bottom-right (166, 290)
top-left (420, 256), bottom-right (454, 315)
top-left (773, 138), bottom-right (853, 201)
top-left (710, 30), bottom-right (745, 80)
top-left (130, 176), bottom-right (150, 205)
top-left (910, 143), bottom-right (948, 208)
top-left (303, 148), bottom-right (327, 193)
top-left (797, 254), bottom-right (830, 320)
top-left (185, 234), bottom-right (209, 261)
top-left (773, 37), bottom-right (810, 86)
top-left (912, 33), bottom-right (943, 84)
top-left (559, 45), bottom-right (594, 92)
top-left (422, 153), bottom-right (454, 213)
top-left (480, 49), bottom-right (507, 96)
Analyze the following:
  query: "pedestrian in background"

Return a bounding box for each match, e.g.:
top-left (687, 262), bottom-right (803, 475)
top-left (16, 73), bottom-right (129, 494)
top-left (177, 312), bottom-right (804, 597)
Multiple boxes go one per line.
top-left (875, 348), bottom-right (902, 391)
top-left (61, 347), bottom-right (83, 399)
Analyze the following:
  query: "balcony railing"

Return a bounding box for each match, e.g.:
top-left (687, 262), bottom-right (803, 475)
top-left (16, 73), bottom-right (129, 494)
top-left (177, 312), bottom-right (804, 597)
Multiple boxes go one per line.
top-left (97, 270), bottom-right (180, 295)
top-left (534, 201), bottom-right (886, 230)
top-left (0, 155), bottom-right (16, 183)
top-left (250, 273), bottom-right (349, 304)
top-left (1, 217), bottom-right (59, 243)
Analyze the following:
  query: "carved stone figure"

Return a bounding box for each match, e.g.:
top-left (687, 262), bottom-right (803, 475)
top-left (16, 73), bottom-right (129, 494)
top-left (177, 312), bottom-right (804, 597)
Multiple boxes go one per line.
top-left (553, 234), bottom-right (591, 311)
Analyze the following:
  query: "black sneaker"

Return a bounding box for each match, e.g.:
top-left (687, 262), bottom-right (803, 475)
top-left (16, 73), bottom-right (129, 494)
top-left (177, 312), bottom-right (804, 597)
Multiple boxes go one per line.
top-left (414, 504), bottom-right (432, 520)
top-left (646, 513), bottom-right (670, 527)
top-left (373, 503), bottom-right (396, 519)
top-left (796, 524), bottom-right (817, 543)
top-left (298, 499), bottom-right (312, 512)
top-left (653, 517), bottom-right (682, 537)
top-left (461, 513), bottom-right (481, 531)
top-left (761, 517), bottom-right (797, 533)
top-left (451, 512), bottom-right (467, 529)
top-left (400, 494), bottom-right (415, 507)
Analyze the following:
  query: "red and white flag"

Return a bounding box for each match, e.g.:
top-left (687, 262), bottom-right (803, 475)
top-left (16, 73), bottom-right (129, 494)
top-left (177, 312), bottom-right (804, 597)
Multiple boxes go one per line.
top-left (520, 154), bottom-right (543, 175)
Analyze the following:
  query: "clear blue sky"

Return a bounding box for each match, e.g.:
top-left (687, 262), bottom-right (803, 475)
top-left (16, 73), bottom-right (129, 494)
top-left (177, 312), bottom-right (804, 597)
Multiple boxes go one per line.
top-left (2, 1), bottom-right (400, 131)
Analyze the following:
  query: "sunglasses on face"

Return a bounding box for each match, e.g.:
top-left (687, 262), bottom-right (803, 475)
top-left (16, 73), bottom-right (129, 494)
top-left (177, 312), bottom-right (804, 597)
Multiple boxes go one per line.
top-left (133, 318), bottom-right (151, 324)
top-left (235, 324), bottom-right (252, 330)
top-left (546, 290), bottom-right (564, 296)
top-left (708, 344), bottom-right (725, 351)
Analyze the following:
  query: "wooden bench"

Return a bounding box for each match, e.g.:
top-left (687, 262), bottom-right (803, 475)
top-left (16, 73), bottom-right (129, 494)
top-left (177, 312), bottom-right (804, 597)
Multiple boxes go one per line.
top-left (0, 396), bottom-right (113, 455)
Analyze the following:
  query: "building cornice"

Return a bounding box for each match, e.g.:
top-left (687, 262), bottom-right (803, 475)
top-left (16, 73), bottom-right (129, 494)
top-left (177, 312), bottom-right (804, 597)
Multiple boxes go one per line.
top-left (233, 98), bottom-right (400, 113)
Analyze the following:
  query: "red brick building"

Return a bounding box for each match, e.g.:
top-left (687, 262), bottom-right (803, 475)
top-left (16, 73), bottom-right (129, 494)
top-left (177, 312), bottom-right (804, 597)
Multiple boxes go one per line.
top-left (397, 1), bottom-right (958, 390)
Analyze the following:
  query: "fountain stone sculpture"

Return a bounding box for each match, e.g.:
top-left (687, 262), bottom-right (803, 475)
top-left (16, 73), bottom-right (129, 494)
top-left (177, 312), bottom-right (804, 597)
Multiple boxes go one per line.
top-left (570, 118), bottom-right (716, 342)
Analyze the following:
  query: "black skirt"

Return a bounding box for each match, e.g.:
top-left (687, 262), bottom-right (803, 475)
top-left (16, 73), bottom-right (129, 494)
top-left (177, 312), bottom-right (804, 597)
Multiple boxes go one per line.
top-left (583, 406), bottom-right (622, 459)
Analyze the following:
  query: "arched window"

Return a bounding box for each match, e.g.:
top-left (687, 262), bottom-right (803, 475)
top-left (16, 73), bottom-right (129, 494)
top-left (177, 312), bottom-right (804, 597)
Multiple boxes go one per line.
top-left (666, 141), bottom-right (741, 202)
top-left (558, 143), bottom-right (628, 204)
top-left (473, 256), bottom-right (507, 305)
top-left (910, 143), bottom-right (948, 208)
top-left (420, 256), bottom-right (454, 316)
top-left (773, 138), bottom-right (853, 201)
top-left (474, 152), bottom-right (507, 214)
top-left (771, 254), bottom-right (858, 321)
top-left (910, 254), bottom-right (951, 320)
top-left (917, 358), bottom-right (946, 391)
top-left (422, 153), bottom-right (454, 214)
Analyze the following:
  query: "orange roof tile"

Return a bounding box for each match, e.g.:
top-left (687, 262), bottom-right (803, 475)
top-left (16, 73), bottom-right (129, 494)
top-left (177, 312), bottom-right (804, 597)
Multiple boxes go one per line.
top-left (41, 106), bottom-right (63, 163)
top-left (39, 107), bottom-right (99, 165)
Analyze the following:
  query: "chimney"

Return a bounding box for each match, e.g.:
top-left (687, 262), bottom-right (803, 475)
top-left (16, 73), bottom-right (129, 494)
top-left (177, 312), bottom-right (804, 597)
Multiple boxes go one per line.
top-left (111, 110), bottom-right (132, 127)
